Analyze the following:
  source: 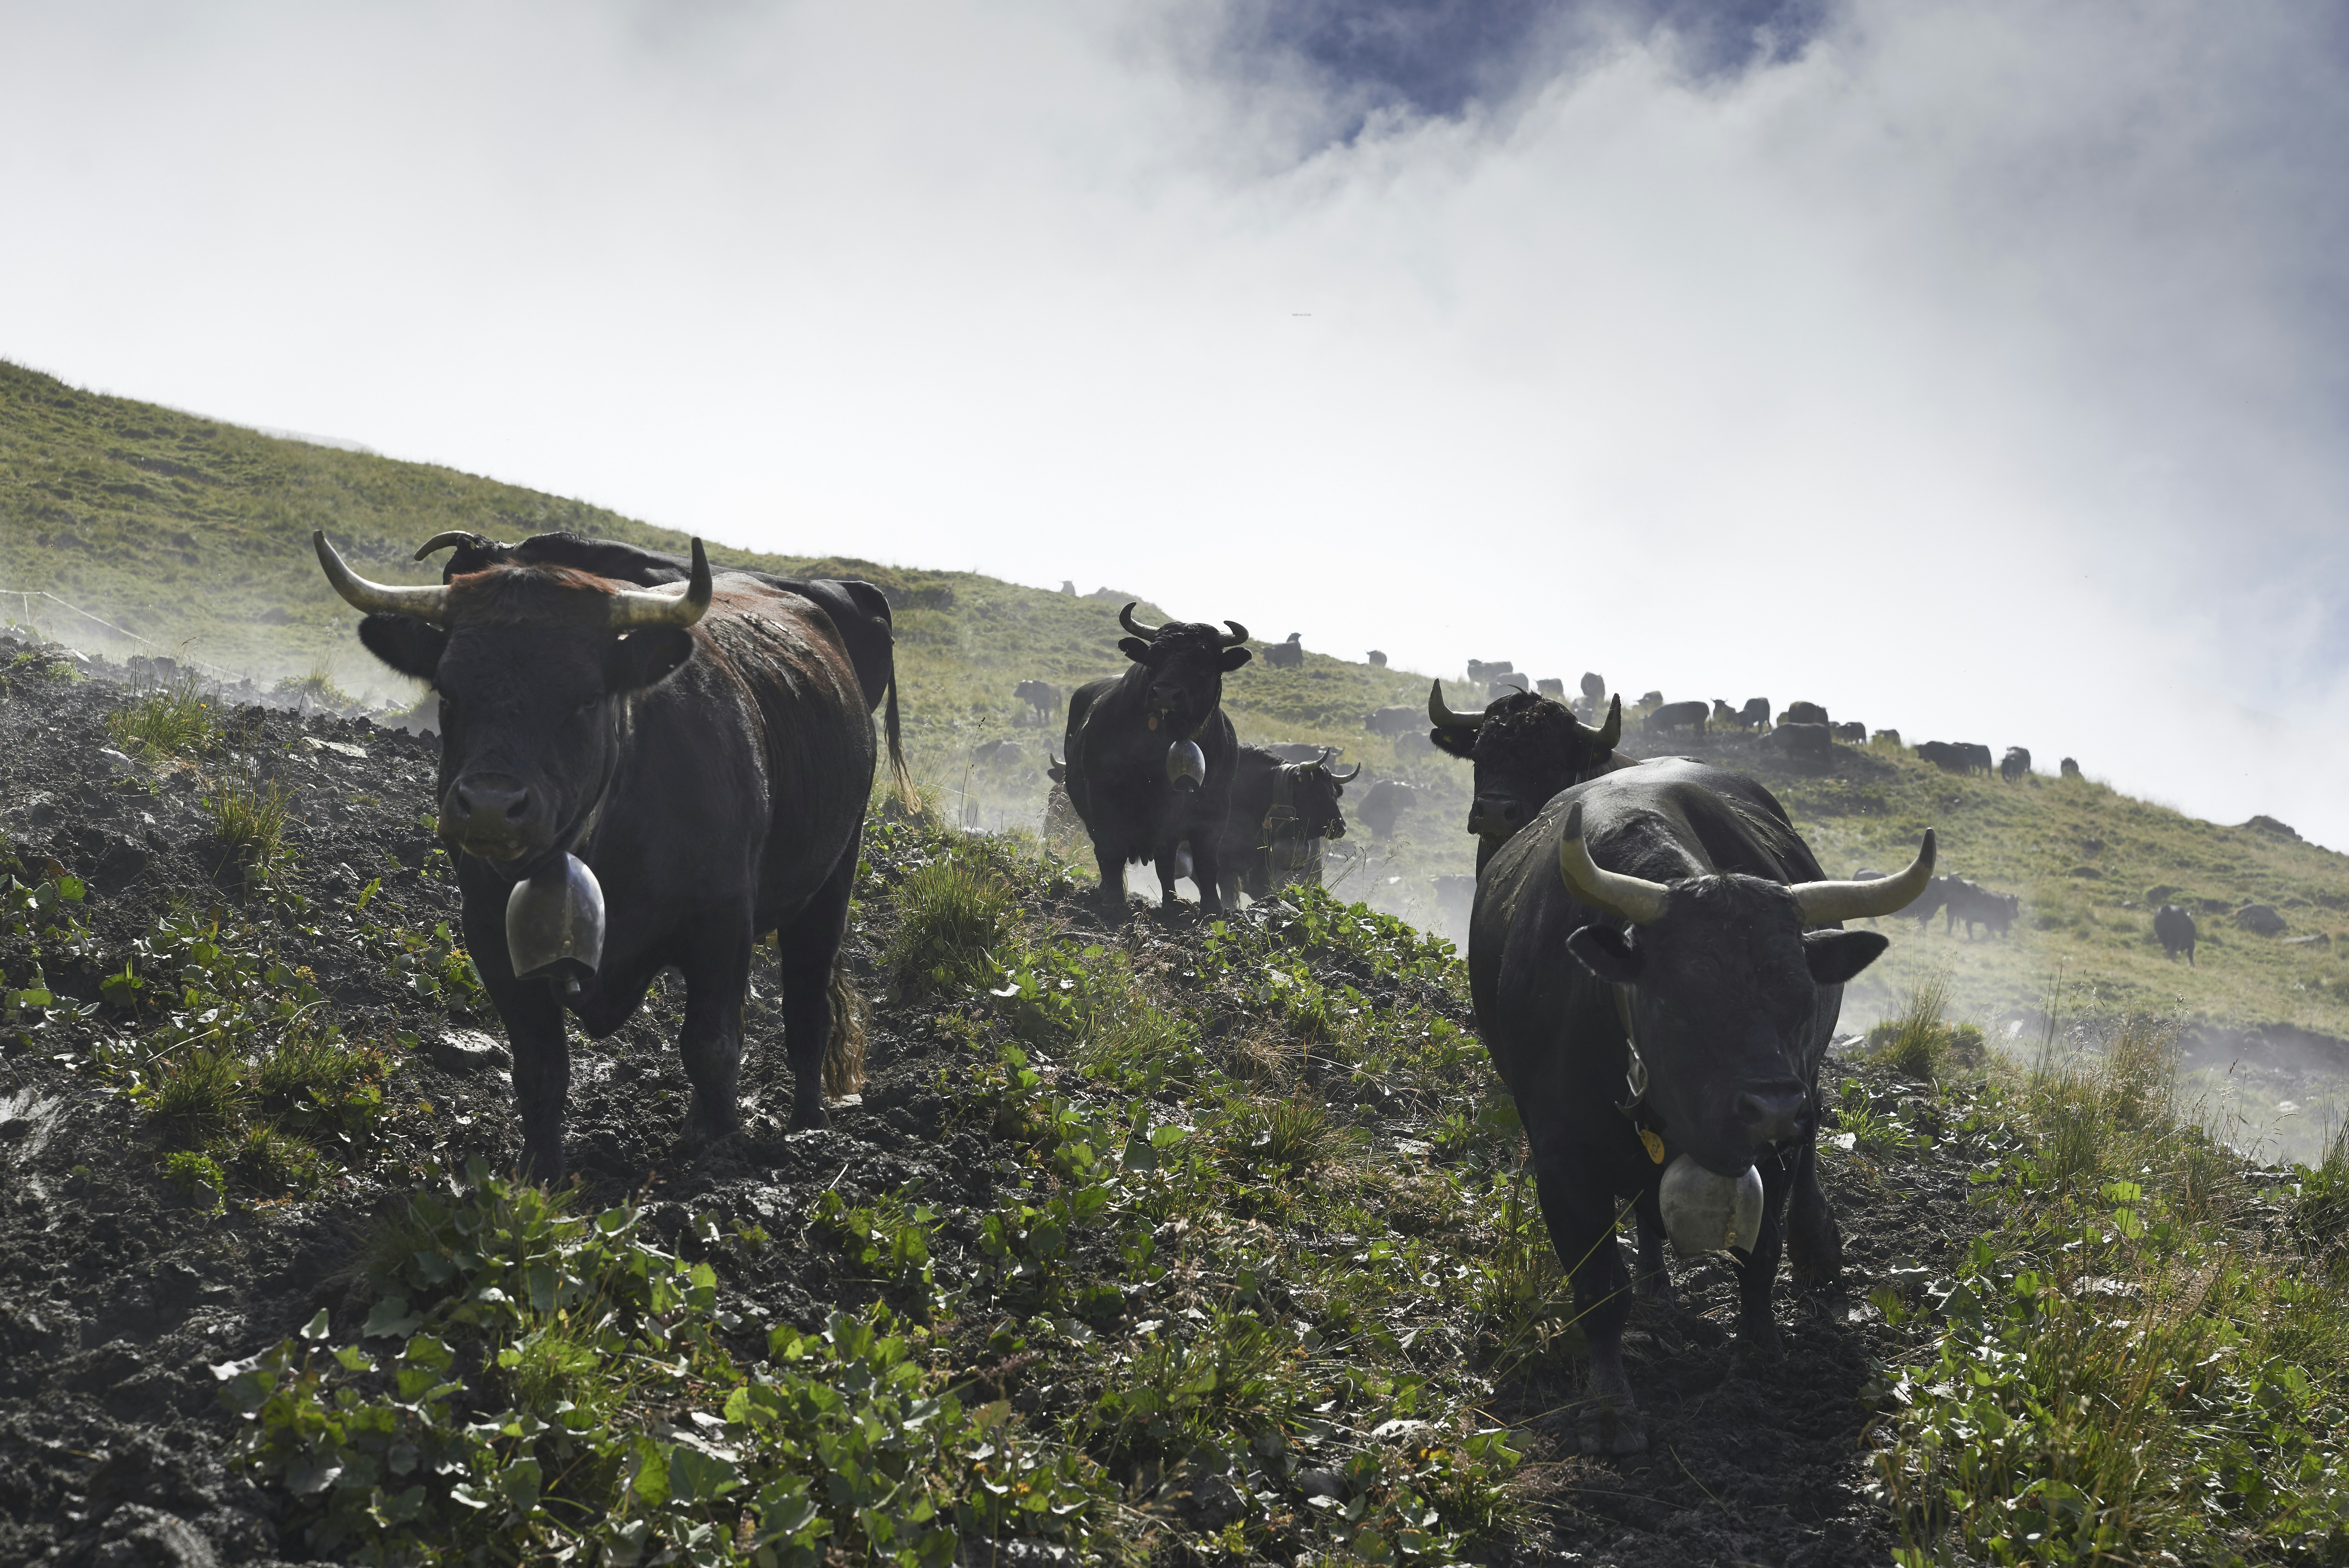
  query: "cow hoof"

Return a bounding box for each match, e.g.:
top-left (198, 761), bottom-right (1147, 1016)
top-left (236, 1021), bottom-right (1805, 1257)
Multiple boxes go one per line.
top-left (517, 1147), bottom-right (567, 1187)
top-left (1576, 1404), bottom-right (1647, 1456)
top-left (788, 1100), bottom-right (829, 1133)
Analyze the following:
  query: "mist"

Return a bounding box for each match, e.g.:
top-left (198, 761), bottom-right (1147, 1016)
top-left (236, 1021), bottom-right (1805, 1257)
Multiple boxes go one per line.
top-left (5, 2), bottom-right (2347, 841)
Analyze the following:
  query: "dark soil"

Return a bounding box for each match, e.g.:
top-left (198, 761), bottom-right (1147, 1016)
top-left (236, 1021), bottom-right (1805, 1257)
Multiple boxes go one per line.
top-left (0, 645), bottom-right (1980, 1566)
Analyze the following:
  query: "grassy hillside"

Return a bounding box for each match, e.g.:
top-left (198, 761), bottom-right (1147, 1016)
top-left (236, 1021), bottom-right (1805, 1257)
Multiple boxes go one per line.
top-left (9, 357), bottom-right (2349, 1136)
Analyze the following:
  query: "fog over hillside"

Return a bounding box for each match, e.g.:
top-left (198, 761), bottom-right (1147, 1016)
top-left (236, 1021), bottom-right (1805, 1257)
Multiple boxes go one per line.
top-left (5, 2), bottom-right (2347, 841)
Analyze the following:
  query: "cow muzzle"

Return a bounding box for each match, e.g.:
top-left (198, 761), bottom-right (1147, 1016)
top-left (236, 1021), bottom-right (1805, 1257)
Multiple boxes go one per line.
top-left (1733, 1081), bottom-right (1811, 1144)
top-left (444, 772), bottom-right (542, 860)
top-left (505, 853), bottom-right (605, 983)
top-left (1658, 1154), bottom-right (1764, 1256)
top-left (1467, 795), bottom-right (1525, 837)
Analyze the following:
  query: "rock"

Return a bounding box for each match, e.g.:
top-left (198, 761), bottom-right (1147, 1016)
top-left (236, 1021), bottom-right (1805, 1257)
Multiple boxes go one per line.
top-left (1190, 1472), bottom-right (1247, 1530)
top-left (2284, 933), bottom-right (2330, 947)
top-left (2235, 904), bottom-right (2287, 936)
top-left (430, 1030), bottom-right (512, 1073)
top-left (99, 747), bottom-right (138, 776)
top-left (301, 736), bottom-right (368, 759)
top-left (1297, 1467), bottom-right (1345, 1500)
top-left (2244, 815), bottom-right (2299, 839)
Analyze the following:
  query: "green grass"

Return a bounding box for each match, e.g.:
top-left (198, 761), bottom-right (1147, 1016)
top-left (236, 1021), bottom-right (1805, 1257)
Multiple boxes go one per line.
top-left (105, 666), bottom-right (216, 757)
top-left (878, 854), bottom-right (1017, 1000)
top-left (202, 768), bottom-right (295, 881)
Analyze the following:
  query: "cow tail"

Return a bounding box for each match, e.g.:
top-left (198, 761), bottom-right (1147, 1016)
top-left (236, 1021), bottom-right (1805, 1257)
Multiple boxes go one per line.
top-left (884, 655), bottom-right (920, 815)
top-left (825, 959), bottom-right (869, 1098)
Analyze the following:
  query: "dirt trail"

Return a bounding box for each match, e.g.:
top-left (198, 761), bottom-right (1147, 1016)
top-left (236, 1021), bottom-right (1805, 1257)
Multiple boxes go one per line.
top-left (0, 648), bottom-right (1975, 1566)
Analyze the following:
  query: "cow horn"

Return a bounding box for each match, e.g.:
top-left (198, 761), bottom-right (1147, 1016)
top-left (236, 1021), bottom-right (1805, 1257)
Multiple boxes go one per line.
top-left (1594, 693), bottom-right (1622, 748)
top-left (606, 537), bottom-right (713, 629)
top-left (314, 530), bottom-right (453, 625)
top-left (1789, 830), bottom-right (1937, 926)
top-left (1223, 620), bottom-right (1249, 647)
top-left (1556, 801), bottom-right (1670, 926)
top-left (1325, 750), bottom-right (1360, 782)
top-left (413, 531), bottom-right (495, 561)
top-left (1119, 602), bottom-right (1160, 640)
top-left (1428, 680), bottom-right (1485, 732)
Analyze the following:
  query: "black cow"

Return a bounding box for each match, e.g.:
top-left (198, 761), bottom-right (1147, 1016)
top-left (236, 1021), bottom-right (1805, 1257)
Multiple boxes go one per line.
top-left (2154, 903), bottom-right (2197, 964)
top-left (1365, 705), bottom-right (1420, 738)
top-left (1367, 649), bottom-right (1388, 668)
top-left (1960, 743), bottom-right (1994, 775)
top-left (1643, 700), bottom-right (1709, 736)
top-left (1917, 740), bottom-right (1974, 775)
top-left (1999, 747), bottom-right (2031, 783)
top-left (1264, 633), bottom-right (1305, 669)
top-left (1712, 698), bottom-right (1772, 732)
top-left (1262, 741), bottom-right (1340, 764)
top-left (971, 738), bottom-right (1030, 768)
top-left (1217, 746), bottom-right (1355, 903)
top-left (1063, 604), bottom-right (1253, 914)
top-left (1943, 878), bottom-right (2019, 937)
top-left (1469, 761), bottom-right (1932, 1452)
top-left (1429, 683), bottom-right (1630, 871)
top-left (1874, 729), bottom-right (1901, 748)
top-left (1538, 677), bottom-right (1566, 698)
top-left (1768, 722), bottom-right (1833, 760)
top-left (1779, 700), bottom-right (1829, 727)
top-left (1014, 679), bottom-right (1062, 725)
top-left (1355, 777), bottom-right (1419, 840)
top-left (2060, 756), bottom-right (2082, 779)
top-left (1832, 722), bottom-right (1867, 743)
top-left (317, 529), bottom-right (908, 1182)
top-left (1467, 659), bottom-right (1517, 684)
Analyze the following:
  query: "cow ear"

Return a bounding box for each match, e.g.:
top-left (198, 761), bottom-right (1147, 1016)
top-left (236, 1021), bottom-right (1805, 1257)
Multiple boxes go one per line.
top-left (1565, 925), bottom-right (1642, 985)
top-left (1430, 726), bottom-right (1476, 760)
top-left (357, 615), bottom-right (448, 683)
top-left (1219, 645), bottom-right (1253, 671)
top-left (1118, 637), bottom-right (1152, 662)
top-left (1803, 929), bottom-right (1889, 985)
top-left (606, 626), bottom-right (696, 693)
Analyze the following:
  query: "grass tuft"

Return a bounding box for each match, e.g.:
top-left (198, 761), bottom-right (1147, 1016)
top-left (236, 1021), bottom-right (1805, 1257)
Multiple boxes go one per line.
top-left (1862, 972), bottom-right (1983, 1081)
top-left (148, 1048), bottom-right (251, 1151)
top-left (881, 855), bottom-right (1015, 999)
top-left (204, 769), bottom-right (296, 880)
top-left (107, 667), bottom-right (214, 758)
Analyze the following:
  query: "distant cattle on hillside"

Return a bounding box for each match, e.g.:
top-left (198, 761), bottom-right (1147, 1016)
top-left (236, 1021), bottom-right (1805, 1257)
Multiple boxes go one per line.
top-left (1355, 778), bottom-right (1419, 840)
top-left (1014, 679), bottom-right (1062, 725)
top-left (1364, 705), bottom-right (1419, 738)
top-left (1767, 722), bottom-right (1833, 760)
top-left (1943, 878), bottom-right (2020, 938)
top-left (1367, 649), bottom-right (1387, 668)
top-left (1643, 700), bottom-right (1709, 736)
top-left (2154, 903), bottom-right (2197, 964)
top-left (2060, 757), bottom-right (2082, 779)
top-left (1832, 722), bottom-right (1866, 743)
top-left (1264, 633), bottom-right (1305, 669)
top-left (1779, 700), bottom-right (1829, 728)
top-left (2000, 747), bottom-right (2031, 783)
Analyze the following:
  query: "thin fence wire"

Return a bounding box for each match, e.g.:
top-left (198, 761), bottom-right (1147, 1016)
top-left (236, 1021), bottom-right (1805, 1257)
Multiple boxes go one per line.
top-left (0, 587), bottom-right (240, 680)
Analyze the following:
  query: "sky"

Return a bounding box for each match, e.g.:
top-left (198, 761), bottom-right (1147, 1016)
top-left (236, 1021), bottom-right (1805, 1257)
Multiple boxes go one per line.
top-left (5, 1), bottom-right (2349, 845)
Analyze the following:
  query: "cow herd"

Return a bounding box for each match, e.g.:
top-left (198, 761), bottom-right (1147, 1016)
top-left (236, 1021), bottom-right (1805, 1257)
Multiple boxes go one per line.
top-left (307, 540), bottom-right (2035, 1456)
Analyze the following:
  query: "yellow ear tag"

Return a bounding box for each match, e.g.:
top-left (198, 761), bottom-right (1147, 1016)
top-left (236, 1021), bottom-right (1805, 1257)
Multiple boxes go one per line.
top-left (1639, 1129), bottom-right (1666, 1164)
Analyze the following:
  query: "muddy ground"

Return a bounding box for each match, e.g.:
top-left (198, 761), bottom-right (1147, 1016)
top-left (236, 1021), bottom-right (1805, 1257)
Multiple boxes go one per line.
top-left (0, 647), bottom-right (1976, 1567)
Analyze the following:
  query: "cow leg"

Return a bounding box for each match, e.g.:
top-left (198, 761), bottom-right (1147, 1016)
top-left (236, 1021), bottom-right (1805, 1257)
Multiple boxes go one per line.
top-left (1732, 1157), bottom-right (1795, 1359)
top-left (460, 875), bottom-right (572, 1185)
top-left (1783, 1138), bottom-right (1843, 1296)
top-left (1631, 1183), bottom-right (1674, 1302)
top-left (1534, 1166), bottom-right (1644, 1455)
top-left (1189, 835), bottom-right (1226, 914)
top-left (773, 841), bottom-right (859, 1130)
top-left (676, 924), bottom-right (753, 1149)
top-left (1091, 837), bottom-right (1130, 918)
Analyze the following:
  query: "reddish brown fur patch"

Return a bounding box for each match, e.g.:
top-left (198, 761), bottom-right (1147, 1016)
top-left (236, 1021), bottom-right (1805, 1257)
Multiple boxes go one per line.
top-left (446, 564), bottom-right (622, 628)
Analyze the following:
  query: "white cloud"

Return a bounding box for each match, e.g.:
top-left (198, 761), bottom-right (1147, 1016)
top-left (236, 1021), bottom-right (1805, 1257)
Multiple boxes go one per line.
top-left (4, 0), bottom-right (2346, 839)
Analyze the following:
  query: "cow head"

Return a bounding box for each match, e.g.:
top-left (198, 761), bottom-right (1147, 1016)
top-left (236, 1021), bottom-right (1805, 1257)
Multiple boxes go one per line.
top-left (1554, 803), bottom-right (1935, 1177)
top-left (1117, 604), bottom-right (1251, 738)
top-left (315, 531), bottom-right (711, 868)
top-left (1429, 684), bottom-right (1620, 853)
top-left (1276, 751), bottom-right (1356, 841)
